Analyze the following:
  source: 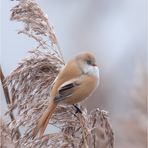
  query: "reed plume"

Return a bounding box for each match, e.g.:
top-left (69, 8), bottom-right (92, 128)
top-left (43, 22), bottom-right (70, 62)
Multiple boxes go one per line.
top-left (2, 0), bottom-right (114, 147)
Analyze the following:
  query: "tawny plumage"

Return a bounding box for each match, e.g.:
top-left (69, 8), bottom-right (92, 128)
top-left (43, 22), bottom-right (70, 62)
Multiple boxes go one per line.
top-left (32, 52), bottom-right (99, 137)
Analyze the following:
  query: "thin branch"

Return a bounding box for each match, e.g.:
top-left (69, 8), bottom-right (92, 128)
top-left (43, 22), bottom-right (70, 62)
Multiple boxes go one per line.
top-left (0, 66), bottom-right (21, 139)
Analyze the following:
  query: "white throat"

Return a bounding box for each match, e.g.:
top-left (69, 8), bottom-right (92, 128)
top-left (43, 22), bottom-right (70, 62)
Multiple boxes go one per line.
top-left (83, 64), bottom-right (99, 78)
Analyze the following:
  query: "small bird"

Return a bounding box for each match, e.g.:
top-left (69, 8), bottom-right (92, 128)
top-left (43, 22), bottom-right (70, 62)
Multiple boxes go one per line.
top-left (33, 52), bottom-right (100, 137)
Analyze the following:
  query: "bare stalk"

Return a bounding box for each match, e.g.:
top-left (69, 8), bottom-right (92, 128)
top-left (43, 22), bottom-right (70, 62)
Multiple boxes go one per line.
top-left (0, 66), bottom-right (21, 139)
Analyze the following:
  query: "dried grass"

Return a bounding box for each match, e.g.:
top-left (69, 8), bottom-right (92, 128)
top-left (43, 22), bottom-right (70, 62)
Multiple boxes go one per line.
top-left (10, 0), bottom-right (64, 63)
top-left (0, 119), bottom-right (15, 148)
top-left (2, 0), bottom-right (114, 147)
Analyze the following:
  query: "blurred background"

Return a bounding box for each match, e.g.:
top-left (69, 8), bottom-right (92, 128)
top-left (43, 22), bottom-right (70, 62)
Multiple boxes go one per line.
top-left (0, 0), bottom-right (147, 147)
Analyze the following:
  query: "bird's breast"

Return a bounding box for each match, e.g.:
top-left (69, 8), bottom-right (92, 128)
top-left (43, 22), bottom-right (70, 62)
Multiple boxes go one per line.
top-left (63, 74), bottom-right (99, 104)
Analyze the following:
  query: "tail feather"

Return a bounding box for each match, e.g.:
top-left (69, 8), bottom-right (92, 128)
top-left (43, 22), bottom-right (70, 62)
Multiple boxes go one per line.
top-left (32, 100), bottom-right (57, 138)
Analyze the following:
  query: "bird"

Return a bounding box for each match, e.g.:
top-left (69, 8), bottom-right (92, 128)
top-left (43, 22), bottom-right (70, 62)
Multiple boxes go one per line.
top-left (32, 52), bottom-right (100, 137)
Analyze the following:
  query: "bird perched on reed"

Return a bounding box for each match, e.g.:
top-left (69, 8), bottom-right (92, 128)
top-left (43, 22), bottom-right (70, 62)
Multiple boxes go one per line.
top-left (33, 52), bottom-right (100, 137)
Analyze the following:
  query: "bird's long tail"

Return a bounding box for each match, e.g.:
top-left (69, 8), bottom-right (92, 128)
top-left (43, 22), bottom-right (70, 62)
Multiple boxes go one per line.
top-left (32, 100), bottom-right (57, 138)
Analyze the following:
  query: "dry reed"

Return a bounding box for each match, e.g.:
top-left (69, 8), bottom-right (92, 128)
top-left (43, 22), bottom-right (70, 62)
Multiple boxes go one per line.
top-left (0, 119), bottom-right (15, 148)
top-left (2, 0), bottom-right (114, 147)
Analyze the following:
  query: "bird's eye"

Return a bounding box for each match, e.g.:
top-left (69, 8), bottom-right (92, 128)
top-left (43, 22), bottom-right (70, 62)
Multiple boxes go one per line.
top-left (87, 60), bottom-right (92, 65)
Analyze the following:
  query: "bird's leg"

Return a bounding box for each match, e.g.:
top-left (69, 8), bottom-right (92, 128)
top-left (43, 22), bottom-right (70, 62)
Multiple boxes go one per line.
top-left (73, 104), bottom-right (82, 114)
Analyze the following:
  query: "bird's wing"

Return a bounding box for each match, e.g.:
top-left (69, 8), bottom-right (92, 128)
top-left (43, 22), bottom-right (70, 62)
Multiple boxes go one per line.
top-left (54, 78), bottom-right (80, 103)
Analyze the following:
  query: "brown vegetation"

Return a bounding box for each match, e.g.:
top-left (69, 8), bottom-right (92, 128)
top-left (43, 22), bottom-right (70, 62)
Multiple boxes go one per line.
top-left (1, 0), bottom-right (114, 147)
